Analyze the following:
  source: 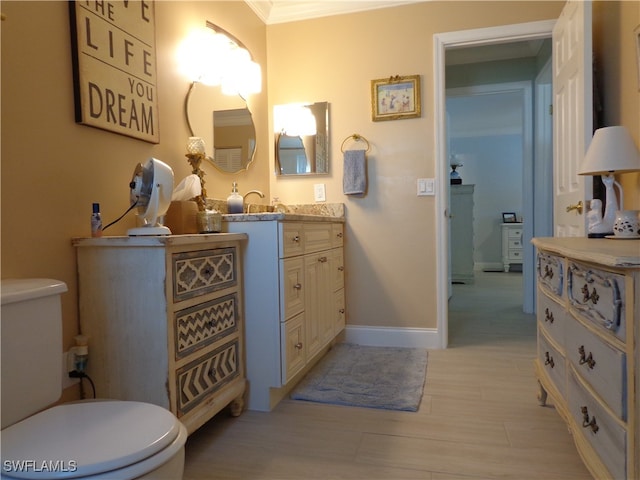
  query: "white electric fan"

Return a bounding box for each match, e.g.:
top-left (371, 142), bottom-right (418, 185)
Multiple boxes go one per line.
top-left (127, 158), bottom-right (174, 236)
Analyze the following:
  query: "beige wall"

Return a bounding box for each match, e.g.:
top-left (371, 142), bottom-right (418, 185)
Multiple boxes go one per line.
top-left (593, 1), bottom-right (640, 209)
top-left (266, 1), bottom-right (565, 331)
top-left (1, 1), bottom-right (268, 400)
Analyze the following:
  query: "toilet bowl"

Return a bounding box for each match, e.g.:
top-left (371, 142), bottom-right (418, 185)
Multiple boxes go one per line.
top-left (0, 279), bottom-right (187, 479)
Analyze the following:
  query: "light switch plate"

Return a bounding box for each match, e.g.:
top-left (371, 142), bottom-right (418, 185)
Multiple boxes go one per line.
top-left (417, 178), bottom-right (435, 196)
top-left (314, 183), bottom-right (326, 202)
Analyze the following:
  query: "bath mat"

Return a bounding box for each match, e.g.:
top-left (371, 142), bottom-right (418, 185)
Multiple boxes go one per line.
top-left (291, 343), bottom-right (428, 411)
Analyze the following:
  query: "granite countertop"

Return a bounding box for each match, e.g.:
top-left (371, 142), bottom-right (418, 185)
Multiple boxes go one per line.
top-left (223, 212), bottom-right (345, 223)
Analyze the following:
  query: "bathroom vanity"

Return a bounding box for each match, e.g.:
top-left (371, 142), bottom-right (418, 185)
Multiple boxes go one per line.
top-left (73, 234), bottom-right (247, 435)
top-left (224, 212), bottom-right (346, 411)
top-left (532, 237), bottom-right (640, 480)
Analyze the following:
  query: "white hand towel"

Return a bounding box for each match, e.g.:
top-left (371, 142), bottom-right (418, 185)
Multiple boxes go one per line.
top-left (343, 149), bottom-right (367, 195)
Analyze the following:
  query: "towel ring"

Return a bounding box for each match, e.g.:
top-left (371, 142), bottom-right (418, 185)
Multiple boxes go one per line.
top-left (341, 134), bottom-right (370, 153)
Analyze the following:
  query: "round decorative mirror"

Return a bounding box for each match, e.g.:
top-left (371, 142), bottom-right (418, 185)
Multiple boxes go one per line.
top-left (186, 83), bottom-right (256, 173)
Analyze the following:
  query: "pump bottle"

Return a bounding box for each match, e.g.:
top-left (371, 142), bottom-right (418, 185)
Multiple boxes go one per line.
top-left (227, 182), bottom-right (244, 214)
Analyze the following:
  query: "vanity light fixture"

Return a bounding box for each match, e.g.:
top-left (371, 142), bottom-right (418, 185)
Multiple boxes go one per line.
top-left (579, 126), bottom-right (640, 235)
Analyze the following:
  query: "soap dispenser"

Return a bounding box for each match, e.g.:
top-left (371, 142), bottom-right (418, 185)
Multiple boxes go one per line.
top-left (227, 182), bottom-right (244, 214)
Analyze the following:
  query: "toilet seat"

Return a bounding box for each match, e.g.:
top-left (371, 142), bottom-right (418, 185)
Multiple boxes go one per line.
top-left (1, 401), bottom-right (187, 479)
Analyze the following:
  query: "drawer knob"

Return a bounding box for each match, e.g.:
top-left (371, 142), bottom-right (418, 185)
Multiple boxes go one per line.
top-left (543, 265), bottom-right (554, 279)
top-left (339, 308), bottom-right (345, 314)
top-left (318, 256), bottom-right (328, 263)
top-left (581, 406), bottom-right (599, 434)
top-left (578, 346), bottom-right (596, 369)
top-left (581, 284), bottom-right (599, 305)
top-left (336, 232), bottom-right (343, 238)
top-left (295, 342), bottom-right (303, 350)
top-left (292, 235), bottom-right (300, 243)
top-left (294, 283), bottom-right (302, 290)
top-left (544, 308), bottom-right (554, 323)
top-left (544, 351), bottom-right (554, 368)
top-left (338, 266), bottom-right (344, 272)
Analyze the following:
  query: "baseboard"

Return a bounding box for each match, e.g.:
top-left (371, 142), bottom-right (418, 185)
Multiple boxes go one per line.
top-left (344, 325), bottom-right (442, 349)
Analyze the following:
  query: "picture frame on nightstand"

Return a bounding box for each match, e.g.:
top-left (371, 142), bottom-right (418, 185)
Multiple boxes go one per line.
top-left (502, 212), bottom-right (518, 223)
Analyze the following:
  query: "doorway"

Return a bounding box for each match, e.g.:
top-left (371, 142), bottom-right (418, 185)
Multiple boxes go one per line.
top-left (433, 20), bottom-right (556, 348)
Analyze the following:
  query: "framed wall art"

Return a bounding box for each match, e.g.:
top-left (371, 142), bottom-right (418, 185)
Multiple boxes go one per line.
top-left (371, 75), bottom-right (421, 122)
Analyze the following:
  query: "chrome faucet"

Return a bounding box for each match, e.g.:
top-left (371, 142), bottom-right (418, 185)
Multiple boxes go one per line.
top-left (243, 190), bottom-right (265, 202)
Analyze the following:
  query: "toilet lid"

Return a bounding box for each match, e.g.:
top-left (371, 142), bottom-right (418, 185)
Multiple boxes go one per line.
top-left (1, 401), bottom-right (182, 479)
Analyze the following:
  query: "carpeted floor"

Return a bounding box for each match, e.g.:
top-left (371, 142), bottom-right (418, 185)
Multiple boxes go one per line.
top-left (290, 343), bottom-right (428, 411)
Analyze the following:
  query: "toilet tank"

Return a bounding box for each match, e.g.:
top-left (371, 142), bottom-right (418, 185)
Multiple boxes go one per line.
top-left (1, 279), bottom-right (67, 428)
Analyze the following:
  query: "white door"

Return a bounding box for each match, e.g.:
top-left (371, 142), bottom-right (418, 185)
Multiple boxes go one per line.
top-left (552, 0), bottom-right (593, 236)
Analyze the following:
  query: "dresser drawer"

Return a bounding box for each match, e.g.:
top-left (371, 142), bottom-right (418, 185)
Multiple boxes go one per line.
top-left (567, 262), bottom-right (626, 341)
top-left (538, 328), bottom-right (566, 397)
top-left (508, 238), bottom-right (522, 249)
top-left (175, 339), bottom-right (240, 417)
top-left (507, 226), bottom-right (523, 238)
top-left (537, 290), bottom-right (565, 345)
top-left (174, 293), bottom-right (239, 360)
top-left (280, 223), bottom-right (304, 258)
top-left (565, 315), bottom-right (626, 420)
top-left (172, 247), bottom-right (238, 302)
top-left (280, 257), bottom-right (305, 321)
top-left (508, 249), bottom-right (523, 262)
top-left (568, 369), bottom-right (626, 480)
top-left (537, 252), bottom-right (564, 299)
top-left (281, 312), bottom-right (306, 384)
top-left (303, 223), bottom-right (333, 253)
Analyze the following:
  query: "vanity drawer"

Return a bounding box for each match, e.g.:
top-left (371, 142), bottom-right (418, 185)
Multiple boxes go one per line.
top-left (565, 315), bottom-right (626, 420)
top-left (175, 338), bottom-right (240, 417)
top-left (334, 289), bottom-right (346, 334)
top-left (537, 289), bottom-right (565, 346)
top-left (281, 312), bottom-right (306, 384)
top-left (174, 293), bottom-right (239, 360)
top-left (280, 257), bottom-right (305, 321)
top-left (332, 249), bottom-right (345, 291)
top-left (303, 223), bottom-right (333, 253)
top-left (537, 252), bottom-right (564, 299)
top-left (280, 223), bottom-right (304, 258)
top-left (568, 369), bottom-right (626, 480)
top-left (332, 223), bottom-right (344, 247)
top-left (172, 247), bottom-right (238, 302)
top-left (538, 328), bottom-right (566, 397)
top-left (567, 262), bottom-right (626, 341)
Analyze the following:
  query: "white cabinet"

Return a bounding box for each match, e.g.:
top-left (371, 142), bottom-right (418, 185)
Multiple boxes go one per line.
top-left (225, 216), bottom-right (345, 411)
top-left (73, 234), bottom-right (247, 435)
top-left (450, 184), bottom-right (474, 284)
top-left (533, 237), bottom-right (640, 480)
top-left (501, 223), bottom-right (523, 272)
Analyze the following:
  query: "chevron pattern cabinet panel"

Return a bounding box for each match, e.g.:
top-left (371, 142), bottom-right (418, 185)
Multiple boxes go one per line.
top-left (75, 234), bottom-right (247, 436)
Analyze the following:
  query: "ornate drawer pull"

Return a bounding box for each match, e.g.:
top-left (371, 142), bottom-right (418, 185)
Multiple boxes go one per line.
top-left (544, 308), bottom-right (554, 323)
top-left (581, 406), bottom-right (599, 433)
top-left (544, 351), bottom-right (554, 368)
top-left (292, 235), bottom-right (300, 243)
top-left (293, 283), bottom-right (302, 290)
top-left (336, 232), bottom-right (343, 238)
top-left (581, 284), bottom-right (599, 304)
top-left (578, 346), bottom-right (596, 369)
top-left (543, 265), bottom-right (554, 279)
top-left (318, 256), bottom-right (328, 263)
top-left (295, 342), bottom-right (303, 350)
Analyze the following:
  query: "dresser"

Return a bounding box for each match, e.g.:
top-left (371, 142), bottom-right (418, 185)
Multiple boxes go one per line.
top-left (73, 234), bottom-right (247, 435)
top-left (224, 213), bottom-right (346, 411)
top-left (532, 237), bottom-right (640, 480)
top-left (450, 184), bottom-right (475, 283)
top-left (501, 223), bottom-right (523, 272)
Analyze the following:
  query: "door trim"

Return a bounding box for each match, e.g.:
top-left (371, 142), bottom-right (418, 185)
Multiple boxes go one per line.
top-left (433, 20), bottom-right (556, 348)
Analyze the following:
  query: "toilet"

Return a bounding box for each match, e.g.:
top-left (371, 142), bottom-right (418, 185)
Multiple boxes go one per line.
top-left (1, 279), bottom-right (188, 479)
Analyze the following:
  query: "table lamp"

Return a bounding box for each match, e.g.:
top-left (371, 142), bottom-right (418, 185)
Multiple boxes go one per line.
top-left (578, 126), bottom-right (640, 236)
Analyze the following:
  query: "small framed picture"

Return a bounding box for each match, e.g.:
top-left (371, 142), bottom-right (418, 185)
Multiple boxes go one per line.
top-left (502, 212), bottom-right (518, 223)
top-left (371, 75), bottom-right (421, 122)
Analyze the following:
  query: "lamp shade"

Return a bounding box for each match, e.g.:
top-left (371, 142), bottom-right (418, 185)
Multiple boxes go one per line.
top-left (579, 126), bottom-right (640, 175)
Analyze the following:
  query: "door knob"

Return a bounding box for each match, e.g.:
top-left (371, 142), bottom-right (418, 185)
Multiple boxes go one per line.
top-left (566, 201), bottom-right (583, 214)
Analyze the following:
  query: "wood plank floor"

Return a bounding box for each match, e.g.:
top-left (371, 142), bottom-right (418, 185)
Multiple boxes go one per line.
top-left (184, 271), bottom-right (592, 479)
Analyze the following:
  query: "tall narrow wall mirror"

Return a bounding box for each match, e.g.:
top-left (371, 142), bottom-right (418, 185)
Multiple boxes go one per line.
top-left (184, 22), bottom-right (258, 173)
top-left (274, 102), bottom-right (329, 175)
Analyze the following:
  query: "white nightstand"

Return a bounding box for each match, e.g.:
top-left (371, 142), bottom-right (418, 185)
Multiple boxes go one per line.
top-left (501, 223), bottom-right (523, 272)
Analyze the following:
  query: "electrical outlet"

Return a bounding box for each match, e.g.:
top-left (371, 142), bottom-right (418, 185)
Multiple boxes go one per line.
top-left (62, 352), bottom-right (80, 389)
top-left (314, 183), bottom-right (326, 202)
